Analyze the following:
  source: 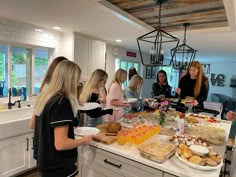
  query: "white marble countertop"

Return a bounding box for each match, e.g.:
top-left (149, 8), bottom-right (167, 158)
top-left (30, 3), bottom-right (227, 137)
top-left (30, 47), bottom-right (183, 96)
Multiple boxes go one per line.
top-left (78, 120), bottom-right (232, 177)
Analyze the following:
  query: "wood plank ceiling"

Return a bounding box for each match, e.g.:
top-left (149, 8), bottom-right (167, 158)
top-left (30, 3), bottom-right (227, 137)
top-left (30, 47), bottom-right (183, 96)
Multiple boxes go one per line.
top-left (106, 0), bottom-right (228, 32)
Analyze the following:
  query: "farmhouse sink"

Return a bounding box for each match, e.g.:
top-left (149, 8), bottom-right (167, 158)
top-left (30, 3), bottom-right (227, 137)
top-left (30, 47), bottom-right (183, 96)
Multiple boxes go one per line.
top-left (0, 107), bottom-right (34, 140)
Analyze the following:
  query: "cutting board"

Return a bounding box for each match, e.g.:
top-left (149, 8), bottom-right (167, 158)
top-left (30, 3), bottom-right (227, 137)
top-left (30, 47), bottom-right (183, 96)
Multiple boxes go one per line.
top-left (93, 124), bottom-right (117, 144)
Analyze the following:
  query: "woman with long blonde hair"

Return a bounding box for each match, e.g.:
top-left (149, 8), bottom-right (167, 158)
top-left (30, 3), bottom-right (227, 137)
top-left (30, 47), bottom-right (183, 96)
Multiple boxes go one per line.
top-left (33, 60), bottom-right (93, 177)
top-left (105, 68), bottom-right (130, 122)
top-left (79, 69), bottom-right (113, 126)
top-left (176, 61), bottom-right (209, 106)
top-left (124, 74), bottom-right (143, 112)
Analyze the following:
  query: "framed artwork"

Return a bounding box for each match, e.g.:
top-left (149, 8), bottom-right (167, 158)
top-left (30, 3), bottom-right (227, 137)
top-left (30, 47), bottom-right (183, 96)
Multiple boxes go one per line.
top-left (146, 66), bottom-right (152, 79)
top-left (201, 64), bottom-right (210, 74)
top-left (151, 66), bottom-right (157, 79)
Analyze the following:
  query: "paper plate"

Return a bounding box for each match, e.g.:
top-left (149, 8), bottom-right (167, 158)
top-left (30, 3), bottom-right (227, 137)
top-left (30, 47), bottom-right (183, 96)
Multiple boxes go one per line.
top-left (74, 127), bottom-right (100, 136)
top-left (175, 152), bottom-right (223, 171)
top-left (127, 98), bottom-right (138, 103)
top-left (77, 102), bottom-right (100, 111)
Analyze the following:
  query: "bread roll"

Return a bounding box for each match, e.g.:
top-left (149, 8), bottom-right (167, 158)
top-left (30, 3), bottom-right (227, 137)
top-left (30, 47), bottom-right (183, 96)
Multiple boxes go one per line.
top-left (107, 122), bottom-right (121, 133)
top-left (189, 155), bottom-right (202, 165)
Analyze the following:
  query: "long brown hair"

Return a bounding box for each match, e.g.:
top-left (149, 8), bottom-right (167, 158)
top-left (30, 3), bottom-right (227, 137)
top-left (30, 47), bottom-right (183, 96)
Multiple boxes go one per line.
top-left (39, 56), bottom-right (68, 93)
top-left (184, 61), bottom-right (208, 97)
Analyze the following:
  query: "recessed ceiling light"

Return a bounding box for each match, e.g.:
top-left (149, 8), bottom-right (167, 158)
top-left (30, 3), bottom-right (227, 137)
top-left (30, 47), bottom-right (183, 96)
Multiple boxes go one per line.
top-left (115, 39), bottom-right (122, 43)
top-left (53, 26), bottom-right (62, 30)
top-left (35, 29), bottom-right (43, 32)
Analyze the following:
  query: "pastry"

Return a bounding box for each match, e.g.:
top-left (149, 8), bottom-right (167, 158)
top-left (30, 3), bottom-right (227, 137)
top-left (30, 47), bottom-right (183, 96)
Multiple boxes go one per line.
top-left (206, 158), bottom-right (218, 166)
top-left (183, 149), bottom-right (193, 159)
top-left (189, 155), bottom-right (202, 165)
top-left (176, 148), bottom-right (182, 155)
top-left (107, 122), bottom-right (121, 133)
top-left (181, 154), bottom-right (188, 161)
top-left (179, 143), bottom-right (188, 151)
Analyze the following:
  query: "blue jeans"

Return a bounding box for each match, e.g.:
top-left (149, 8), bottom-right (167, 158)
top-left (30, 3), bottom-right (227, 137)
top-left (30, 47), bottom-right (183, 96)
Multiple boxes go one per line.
top-left (84, 115), bottom-right (103, 127)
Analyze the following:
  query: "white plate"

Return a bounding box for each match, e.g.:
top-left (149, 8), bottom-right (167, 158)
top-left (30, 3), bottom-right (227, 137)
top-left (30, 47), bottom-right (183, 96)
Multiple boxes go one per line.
top-left (175, 152), bottom-right (223, 171)
top-left (127, 98), bottom-right (138, 103)
top-left (77, 102), bottom-right (100, 111)
top-left (74, 127), bottom-right (100, 136)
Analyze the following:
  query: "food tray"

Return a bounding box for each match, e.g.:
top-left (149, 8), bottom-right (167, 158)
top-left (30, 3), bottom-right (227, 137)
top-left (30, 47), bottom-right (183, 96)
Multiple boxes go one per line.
top-left (175, 152), bottom-right (223, 171)
top-left (138, 139), bottom-right (177, 163)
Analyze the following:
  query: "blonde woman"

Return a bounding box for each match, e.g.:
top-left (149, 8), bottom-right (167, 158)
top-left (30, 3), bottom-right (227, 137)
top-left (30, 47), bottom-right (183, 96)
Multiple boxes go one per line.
top-left (176, 61), bottom-right (209, 106)
top-left (124, 74), bottom-right (143, 112)
top-left (33, 60), bottom-right (93, 177)
top-left (79, 69), bottom-right (113, 126)
top-left (105, 68), bottom-right (130, 122)
top-left (30, 56), bottom-right (68, 129)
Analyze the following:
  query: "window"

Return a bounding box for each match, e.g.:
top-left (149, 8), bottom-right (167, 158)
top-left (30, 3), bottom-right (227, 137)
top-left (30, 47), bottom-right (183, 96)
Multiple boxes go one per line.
top-left (0, 45), bottom-right (8, 97)
top-left (115, 59), bottom-right (140, 88)
top-left (34, 49), bottom-right (49, 94)
top-left (0, 44), bottom-right (50, 98)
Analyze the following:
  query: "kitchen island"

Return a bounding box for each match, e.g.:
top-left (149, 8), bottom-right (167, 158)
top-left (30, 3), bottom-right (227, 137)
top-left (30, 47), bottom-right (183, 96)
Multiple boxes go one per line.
top-left (77, 120), bottom-right (232, 177)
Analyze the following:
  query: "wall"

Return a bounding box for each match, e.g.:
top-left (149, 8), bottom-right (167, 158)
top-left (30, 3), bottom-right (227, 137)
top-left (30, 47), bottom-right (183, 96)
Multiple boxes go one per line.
top-left (106, 45), bottom-right (154, 98)
top-left (0, 17), bottom-right (63, 58)
top-left (62, 32), bottom-right (74, 60)
top-left (200, 60), bottom-right (236, 101)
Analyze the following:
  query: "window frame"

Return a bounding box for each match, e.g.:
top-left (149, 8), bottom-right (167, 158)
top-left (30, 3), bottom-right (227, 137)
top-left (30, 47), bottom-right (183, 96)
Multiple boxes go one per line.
top-left (0, 42), bottom-right (54, 97)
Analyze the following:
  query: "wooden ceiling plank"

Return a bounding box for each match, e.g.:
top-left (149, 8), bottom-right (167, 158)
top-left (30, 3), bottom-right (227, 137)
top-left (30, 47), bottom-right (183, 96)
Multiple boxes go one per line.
top-left (139, 8), bottom-right (225, 22)
top-left (128, 1), bottom-right (223, 15)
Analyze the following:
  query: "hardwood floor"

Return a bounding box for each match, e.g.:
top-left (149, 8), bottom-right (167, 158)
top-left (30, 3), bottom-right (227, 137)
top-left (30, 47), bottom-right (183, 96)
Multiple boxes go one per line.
top-left (15, 168), bottom-right (40, 177)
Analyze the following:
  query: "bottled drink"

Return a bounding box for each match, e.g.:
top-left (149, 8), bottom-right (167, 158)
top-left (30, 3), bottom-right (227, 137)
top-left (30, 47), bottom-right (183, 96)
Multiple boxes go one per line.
top-left (176, 118), bottom-right (184, 135)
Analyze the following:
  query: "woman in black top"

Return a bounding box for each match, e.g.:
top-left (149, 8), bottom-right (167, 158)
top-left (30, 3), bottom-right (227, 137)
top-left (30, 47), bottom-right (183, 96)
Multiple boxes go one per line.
top-left (32, 60), bottom-right (93, 177)
top-left (176, 61), bottom-right (209, 106)
top-left (152, 70), bottom-right (172, 98)
top-left (79, 69), bottom-right (113, 127)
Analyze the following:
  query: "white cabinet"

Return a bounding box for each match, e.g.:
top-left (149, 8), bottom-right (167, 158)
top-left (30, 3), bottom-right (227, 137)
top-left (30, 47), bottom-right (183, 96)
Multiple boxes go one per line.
top-left (78, 146), bottom-right (163, 177)
top-left (0, 134), bottom-right (29, 177)
top-left (28, 132), bottom-right (36, 168)
top-left (74, 34), bottom-right (106, 81)
top-left (0, 133), bottom-right (35, 177)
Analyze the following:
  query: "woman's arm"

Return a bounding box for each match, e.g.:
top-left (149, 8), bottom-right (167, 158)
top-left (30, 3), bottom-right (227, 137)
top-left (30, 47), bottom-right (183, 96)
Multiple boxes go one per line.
top-left (99, 87), bottom-right (107, 104)
top-left (54, 125), bottom-right (93, 151)
top-left (110, 99), bottom-right (130, 107)
top-left (29, 115), bottom-right (35, 129)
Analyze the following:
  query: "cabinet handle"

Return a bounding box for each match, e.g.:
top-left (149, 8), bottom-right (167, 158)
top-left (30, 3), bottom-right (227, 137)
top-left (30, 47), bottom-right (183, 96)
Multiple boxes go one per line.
top-left (26, 138), bottom-right (29, 151)
top-left (32, 137), bottom-right (34, 150)
top-left (104, 159), bottom-right (122, 169)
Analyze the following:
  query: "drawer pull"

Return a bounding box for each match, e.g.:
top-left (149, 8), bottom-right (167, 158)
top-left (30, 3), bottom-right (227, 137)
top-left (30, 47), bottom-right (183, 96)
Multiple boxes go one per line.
top-left (104, 159), bottom-right (122, 168)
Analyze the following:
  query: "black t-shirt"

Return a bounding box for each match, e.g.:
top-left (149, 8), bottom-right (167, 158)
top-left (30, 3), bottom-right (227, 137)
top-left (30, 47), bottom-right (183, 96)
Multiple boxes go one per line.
top-left (179, 75), bottom-right (208, 105)
top-left (152, 82), bottom-right (172, 98)
top-left (33, 93), bottom-right (77, 170)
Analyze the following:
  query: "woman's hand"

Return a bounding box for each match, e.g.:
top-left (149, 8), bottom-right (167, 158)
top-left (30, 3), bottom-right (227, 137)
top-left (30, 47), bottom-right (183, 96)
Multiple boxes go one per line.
top-left (226, 111), bottom-right (236, 121)
top-left (175, 88), bottom-right (181, 95)
top-left (192, 99), bottom-right (198, 106)
top-left (81, 135), bottom-right (94, 146)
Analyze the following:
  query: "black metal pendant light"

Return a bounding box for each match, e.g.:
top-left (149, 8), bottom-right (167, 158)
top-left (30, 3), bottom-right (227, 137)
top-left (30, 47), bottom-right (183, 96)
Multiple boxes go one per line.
top-left (137, 0), bottom-right (179, 66)
top-left (171, 23), bottom-right (197, 70)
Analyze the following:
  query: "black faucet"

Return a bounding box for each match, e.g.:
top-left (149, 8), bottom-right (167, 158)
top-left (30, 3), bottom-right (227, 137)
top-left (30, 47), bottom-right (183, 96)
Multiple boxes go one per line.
top-left (16, 100), bottom-right (21, 108)
top-left (8, 88), bottom-right (16, 109)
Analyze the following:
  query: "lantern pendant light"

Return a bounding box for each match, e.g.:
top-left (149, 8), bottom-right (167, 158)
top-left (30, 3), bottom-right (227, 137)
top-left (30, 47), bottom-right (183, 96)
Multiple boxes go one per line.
top-left (137, 0), bottom-right (179, 66)
top-left (171, 23), bottom-right (197, 70)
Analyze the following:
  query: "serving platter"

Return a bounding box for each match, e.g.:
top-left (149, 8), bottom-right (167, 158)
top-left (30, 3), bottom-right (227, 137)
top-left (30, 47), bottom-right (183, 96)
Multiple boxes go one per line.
top-left (175, 152), bottom-right (223, 171)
